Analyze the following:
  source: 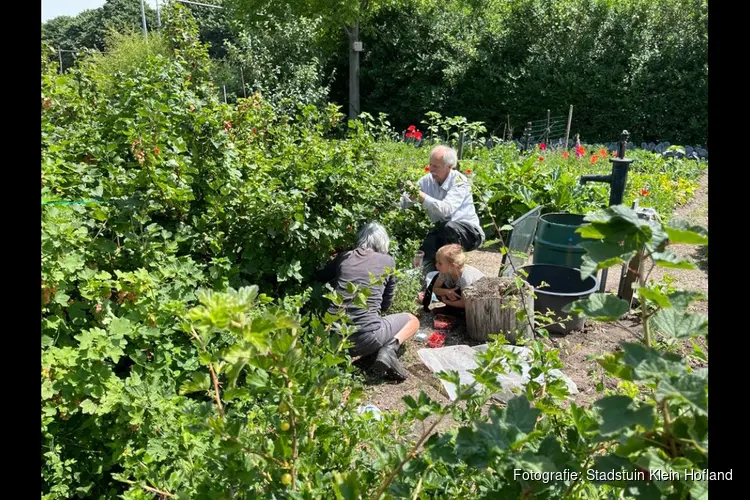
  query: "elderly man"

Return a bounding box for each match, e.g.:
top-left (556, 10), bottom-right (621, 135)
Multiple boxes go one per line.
top-left (399, 145), bottom-right (485, 273)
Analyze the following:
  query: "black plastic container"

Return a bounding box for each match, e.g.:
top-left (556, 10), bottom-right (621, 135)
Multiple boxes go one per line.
top-left (516, 264), bottom-right (600, 334)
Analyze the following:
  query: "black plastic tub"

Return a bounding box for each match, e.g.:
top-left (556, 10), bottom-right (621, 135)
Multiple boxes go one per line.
top-left (516, 264), bottom-right (600, 334)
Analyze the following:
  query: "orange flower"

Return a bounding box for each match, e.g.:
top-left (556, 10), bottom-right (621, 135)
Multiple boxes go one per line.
top-left (153, 147), bottom-right (160, 155)
top-left (466, 169), bottom-right (473, 174)
top-left (424, 166), bottom-right (430, 171)
top-left (640, 189), bottom-right (649, 196)
top-left (599, 148), bottom-right (607, 157)
top-left (562, 151), bottom-right (569, 159)
top-left (538, 156), bottom-right (544, 162)
top-left (590, 154), bottom-right (599, 164)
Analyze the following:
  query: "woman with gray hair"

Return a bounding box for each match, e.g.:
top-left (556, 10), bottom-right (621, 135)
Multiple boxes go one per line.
top-left (315, 222), bottom-right (419, 381)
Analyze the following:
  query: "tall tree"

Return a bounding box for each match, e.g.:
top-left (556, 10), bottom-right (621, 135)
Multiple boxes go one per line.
top-left (227, 0), bottom-right (383, 119)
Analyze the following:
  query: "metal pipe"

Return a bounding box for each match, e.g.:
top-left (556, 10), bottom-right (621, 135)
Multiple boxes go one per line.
top-left (577, 130), bottom-right (634, 293)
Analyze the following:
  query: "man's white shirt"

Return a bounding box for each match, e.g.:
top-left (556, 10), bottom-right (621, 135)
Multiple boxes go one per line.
top-left (399, 170), bottom-right (485, 241)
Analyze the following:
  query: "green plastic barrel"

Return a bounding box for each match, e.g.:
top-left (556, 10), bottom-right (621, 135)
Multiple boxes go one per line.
top-left (533, 213), bottom-right (587, 269)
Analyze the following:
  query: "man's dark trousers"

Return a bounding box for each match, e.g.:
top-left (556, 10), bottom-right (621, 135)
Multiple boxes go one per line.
top-left (420, 220), bottom-right (483, 274)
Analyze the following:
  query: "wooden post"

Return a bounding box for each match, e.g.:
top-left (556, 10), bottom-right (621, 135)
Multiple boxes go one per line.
top-left (58, 48), bottom-right (64, 74)
top-left (618, 201), bottom-right (655, 307)
top-left (565, 105), bottom-right (573, 150)
top-left (348, 22), bottom-right (360, 119)
top-left (545, 109), bottom-right (551, 144)
top-left (463, 277), bottom-right (535, 344)
top-left (524, 122), bottom-right (532, 152)
top-left (457, 131), bottom-right (465, 160)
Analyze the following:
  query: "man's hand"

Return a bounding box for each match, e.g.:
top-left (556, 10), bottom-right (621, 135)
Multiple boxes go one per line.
top-left (404, 180), bottom-right (421, 201)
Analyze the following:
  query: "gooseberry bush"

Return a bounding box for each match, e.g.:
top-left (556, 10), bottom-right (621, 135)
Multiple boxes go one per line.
top-left (42, 4), bottom-right (708, 499)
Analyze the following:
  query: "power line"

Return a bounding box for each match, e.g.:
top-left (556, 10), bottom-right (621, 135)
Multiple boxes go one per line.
top-left (174, 0), bottom-right (224, 8)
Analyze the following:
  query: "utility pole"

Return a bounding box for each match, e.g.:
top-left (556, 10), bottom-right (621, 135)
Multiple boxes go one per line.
top-left (140, 0), bottom-right (148, 38)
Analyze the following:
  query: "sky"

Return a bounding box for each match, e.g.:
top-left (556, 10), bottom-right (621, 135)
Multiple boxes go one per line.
top-left (42, 0), bottom-right (160, 22)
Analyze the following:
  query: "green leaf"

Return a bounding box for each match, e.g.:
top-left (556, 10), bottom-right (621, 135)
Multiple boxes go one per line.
top-left (564, 293), bottom-right (630, 321)
top-left (244, 367), bottom-right (269, 388)
top-left (665, 221), bottom-right (708, 245)
top-left (651, 309), bottom-right (707, 339)
top-left (352, 293), bottom-right (368, 310)
top-left (455, 426), bottom-right (501, 469)
top-left (513, 451), bottom-right (557, 474)
top-left (424, 433), bottom-right (457, 465)
top-left (179, 372), bottom-right (211, 395)
top-left (109, 317), bottom-right (133, 337)
top-left (597, 352), bottom-right (634, 380)
top-left (689, 478), bottom-right (708, 500)
top-left (652, 251), bottom-right (696, 270)
top-left (332, 471), bottom-right (362, 500)
top-left (620, 343), bottom-right (686, 380)
top-left (656, 370), bottom-right (707, 415)
top-left (589, 454), bottom-right (639, 486)
top-left (54, 291), bottom-right (71, 306)
top-left (580, 240), bottom-right (637, 269)
top-left (504, 396), bottom-right (540, 434)
top-left (637, 287), bottom-right (671, 309)
top-left (577, 223), bottom-right (606, 240)
top-left (80, 399), bottom-right (99, 414)
top-left (667, 291), bottom-right (705, 312)
top-left (594, 395), bottom-right (656, 435)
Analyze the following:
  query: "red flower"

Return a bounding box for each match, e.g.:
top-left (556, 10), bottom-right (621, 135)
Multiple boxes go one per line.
top-left (414, 130), bottom-right (422, 140)
top-left (540, 143), bottom-right (547, 150)
top-left (599, 148), bottom-right (607, 157)
top-left (590, 154), bottom-right (599, 164)
top-left (562, 151), bottom-right (569, 159)
top-left (424, 166), bottom-right (430, 171)
top-left (427, 331), bottom-right (445, 348)
top-left (407, 125), bottom-right (416, 131)
top-left (576, 145), bottom-right (585, 157)
top-left (640, 189), bottom-right (649, 196)
top-left (465, 169), bottom-right (472, 174)
top-left (538, 156), bottom-right (544, 162)
top-left (153, 147), bottom-right (160, 155)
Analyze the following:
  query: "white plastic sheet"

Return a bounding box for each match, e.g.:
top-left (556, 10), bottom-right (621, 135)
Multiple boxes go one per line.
top-left (416, 344), bottom-right (578, 402)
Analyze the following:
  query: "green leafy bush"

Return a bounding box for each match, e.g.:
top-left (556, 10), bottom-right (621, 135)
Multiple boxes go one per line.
top-left (42, 5), bottom-right (708, 498)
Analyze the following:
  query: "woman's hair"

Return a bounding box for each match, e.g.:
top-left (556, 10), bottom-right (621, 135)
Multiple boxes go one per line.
top-left (436, 244), bottom-right (466, 268)
top-left (356, 222), bottom-right (390, 254)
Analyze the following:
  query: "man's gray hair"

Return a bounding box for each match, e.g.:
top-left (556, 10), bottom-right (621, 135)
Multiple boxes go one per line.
top-left (357, 222), bottom-right (390, 254)
top-left (432, 145), bottom-right (458, 168)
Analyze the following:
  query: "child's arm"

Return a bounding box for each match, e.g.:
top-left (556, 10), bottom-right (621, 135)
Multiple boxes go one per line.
top-left (442, 296), bottom-right (466, 308)
top-left (432, 275), bottom-right (458, 300)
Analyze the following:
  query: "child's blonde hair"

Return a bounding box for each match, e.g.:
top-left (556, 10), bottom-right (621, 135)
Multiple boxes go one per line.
top-left (436, 244), bottom-right (466, 269)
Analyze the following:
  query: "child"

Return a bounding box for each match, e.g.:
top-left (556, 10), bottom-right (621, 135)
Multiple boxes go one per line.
top-left (424, 244), bottom-right (485, 314)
